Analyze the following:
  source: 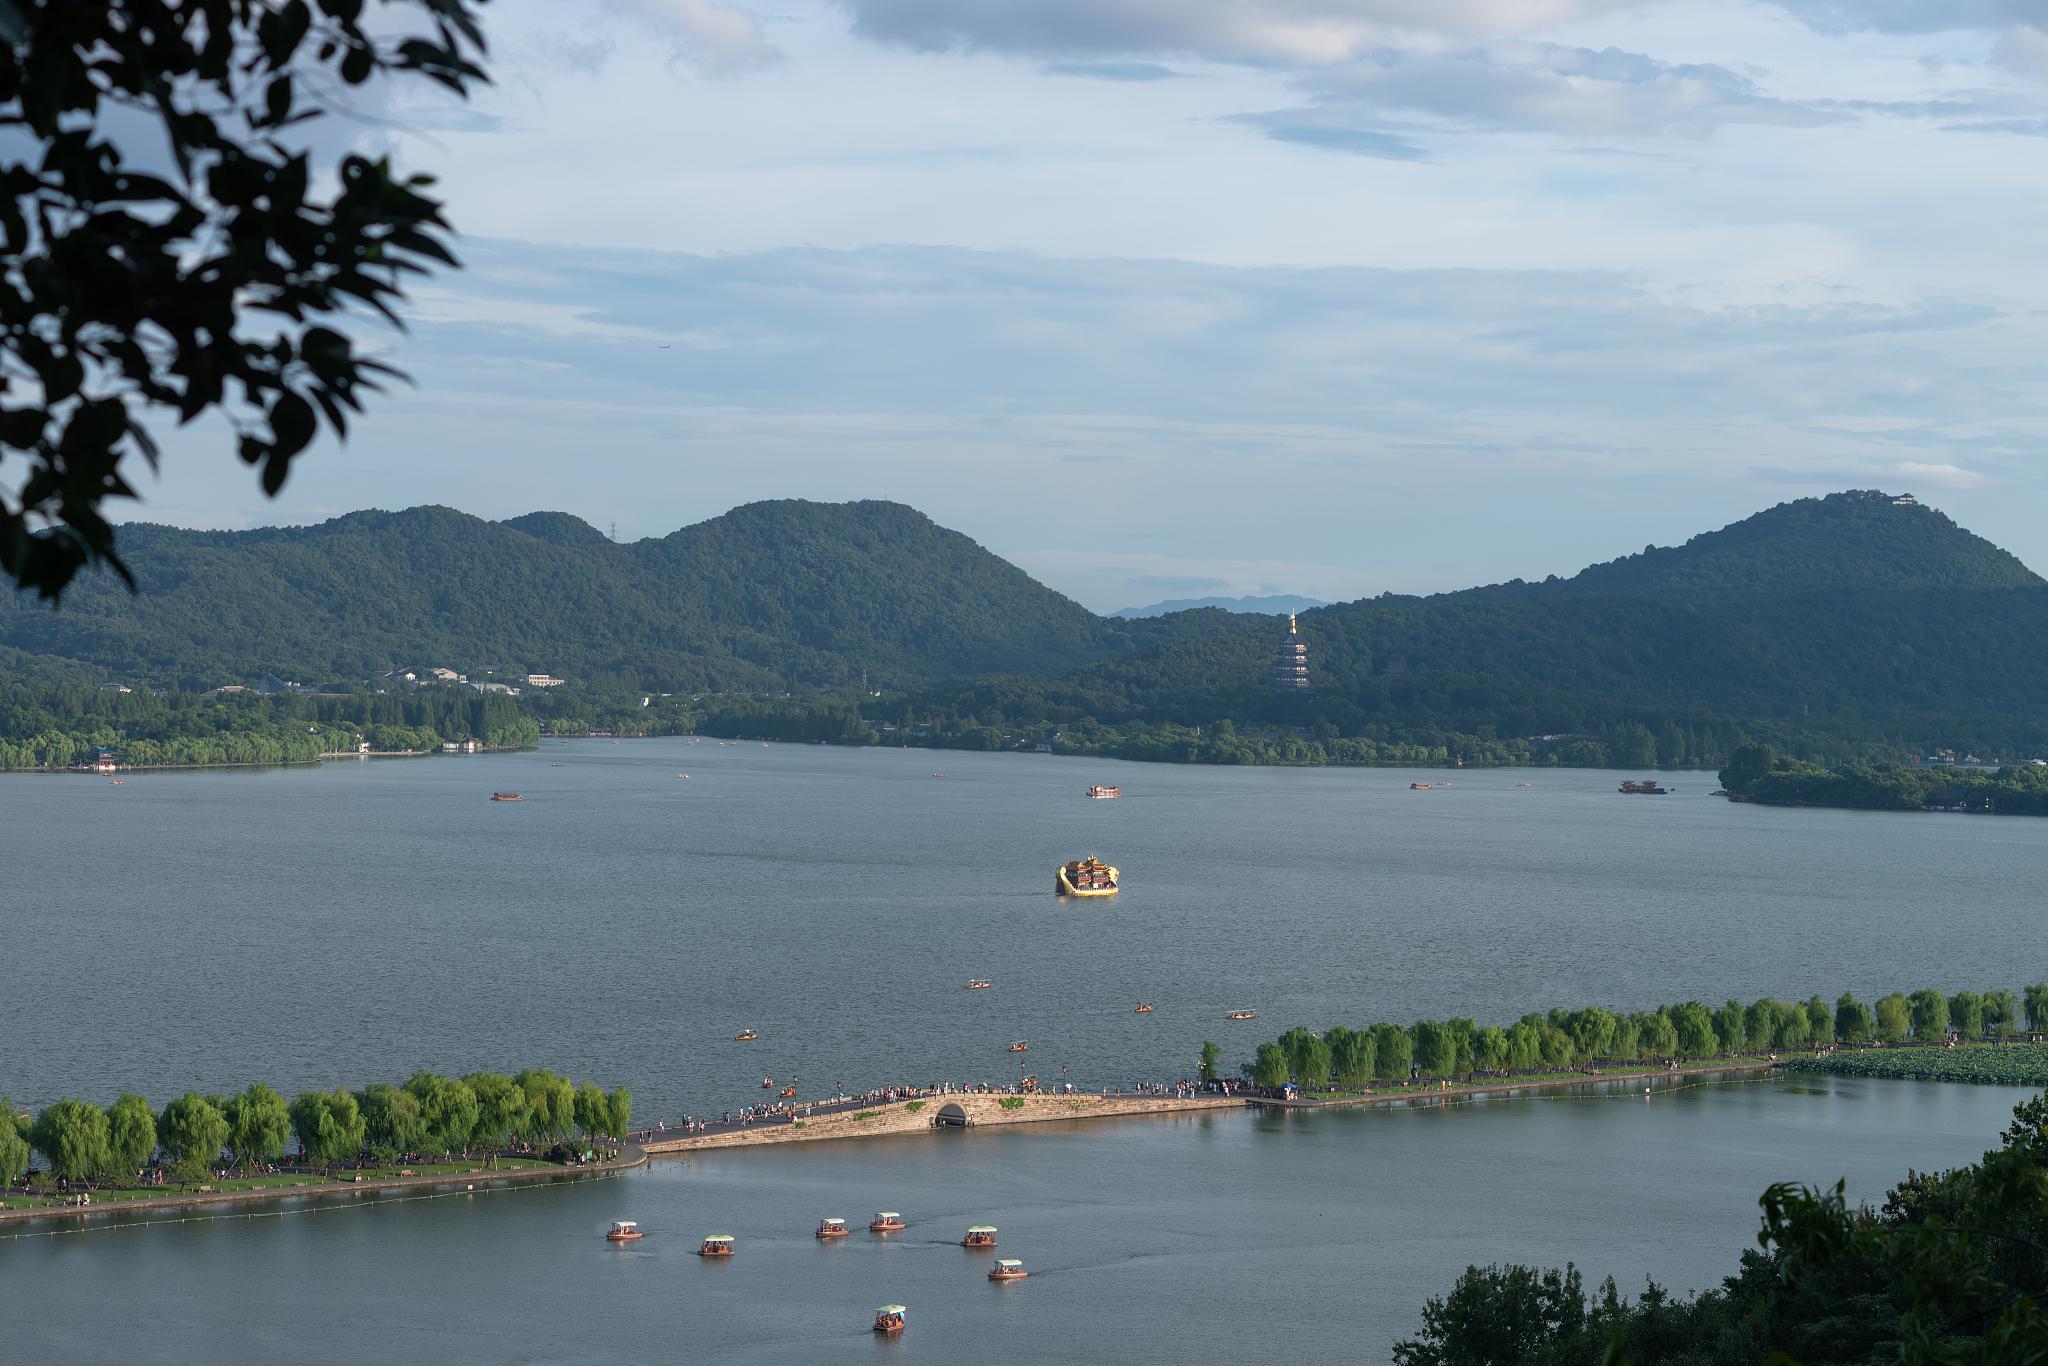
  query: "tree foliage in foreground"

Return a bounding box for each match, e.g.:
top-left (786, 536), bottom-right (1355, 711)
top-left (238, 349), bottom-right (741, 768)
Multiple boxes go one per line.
top-left (0, 0), bottom-right (488, 598)
top-left (1394, 1091), bottom-right (2048, 1365)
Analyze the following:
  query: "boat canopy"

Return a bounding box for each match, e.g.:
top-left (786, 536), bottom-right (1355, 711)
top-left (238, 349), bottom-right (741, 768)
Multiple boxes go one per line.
top-left (967, 1225), bottom-right (998, 1233)
top-left (995, 1259), bottom-right (1023, 1269)
top-left (703, 1235), bottom-right (734, 1242)
top-left (876, 1211), bottom-right (901, 1219)
top-left (611, 1220), bottom-right (638, 1230)
top-left (822, 1217), bottom-right (845, 1225)
top-left (878, 1306), bottom-right (907, 1315)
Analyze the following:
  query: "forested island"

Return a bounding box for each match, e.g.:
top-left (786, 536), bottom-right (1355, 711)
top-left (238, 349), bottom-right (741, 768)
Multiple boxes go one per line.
top-left (1718, 742), bottom-right (2048, 815)
top-left (7, 490), bottom-right (2048, 775)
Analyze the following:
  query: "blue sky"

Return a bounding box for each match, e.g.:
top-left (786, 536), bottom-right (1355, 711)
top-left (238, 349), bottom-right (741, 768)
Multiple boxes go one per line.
top-left (130, 0), bottom-right (2048, 610)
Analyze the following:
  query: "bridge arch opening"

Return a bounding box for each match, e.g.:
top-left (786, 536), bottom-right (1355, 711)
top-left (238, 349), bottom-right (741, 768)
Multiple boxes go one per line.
top-left (934, 1102), bottom-right (969, 1128)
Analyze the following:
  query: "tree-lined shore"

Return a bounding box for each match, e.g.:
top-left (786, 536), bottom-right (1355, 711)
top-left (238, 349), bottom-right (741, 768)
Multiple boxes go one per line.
top-left (1224, 985), bottom-right (2048, 1092)
top-left (0, 1069), bottom-right (630, 1206)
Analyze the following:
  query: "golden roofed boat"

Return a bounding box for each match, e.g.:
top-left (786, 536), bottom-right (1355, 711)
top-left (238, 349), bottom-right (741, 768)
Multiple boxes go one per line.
top-left (1056, 856), bottom-right (1119, 897)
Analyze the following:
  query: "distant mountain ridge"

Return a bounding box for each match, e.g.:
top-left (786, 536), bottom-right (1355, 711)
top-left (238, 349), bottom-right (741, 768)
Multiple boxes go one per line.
top-left (928, 491), bottom-right (2048, 759)
top-left (0, 500), bottom-right (1130, 689)
top-left (1114, 594), bottom-right (1327, 619)
top-left (6, 489), bottom-right (2045, 759)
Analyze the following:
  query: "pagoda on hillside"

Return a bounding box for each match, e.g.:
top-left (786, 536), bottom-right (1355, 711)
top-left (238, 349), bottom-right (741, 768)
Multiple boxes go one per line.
top-left (1272, 612), bottom-right (1309, 691)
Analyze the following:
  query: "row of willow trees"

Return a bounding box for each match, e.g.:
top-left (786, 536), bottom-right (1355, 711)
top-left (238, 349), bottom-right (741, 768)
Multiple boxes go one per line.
top-left (0, 1070), bottom-right (631, 1186)
top-left (1220, 986), bottom-right (2048, 1091)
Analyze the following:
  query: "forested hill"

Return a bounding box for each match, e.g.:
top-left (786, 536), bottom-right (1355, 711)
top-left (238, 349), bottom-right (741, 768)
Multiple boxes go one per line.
top-left (0, 500), bottom-right (1125, 689)
top-left (1471, 489), bottom-right (2040, 600)
top-left (931, 492), bottom-right (2048, 762)
top-left (7, 489), bottom-right (2048, 764)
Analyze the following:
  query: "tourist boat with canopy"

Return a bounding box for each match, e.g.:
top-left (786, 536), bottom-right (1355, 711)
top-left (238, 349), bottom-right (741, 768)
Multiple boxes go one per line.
top-left (869, 1211), bottom-right (906, 1233)
top-left (961, 1225), bottom-right (998, 1248)
top-left (874, 1306), bottom-right (907, 1335)
top-left (1226, 1009), bottom-right (1257, 1021)
top-left (1056, 856), bottom-right (1119, 896)
top-left (606, 1220), bottom-right (642, 1243)
top-left (1087, 785), bottom-right (1120, 799)
top-left (1135, 1003), bottom-right (1154, 1013)
top-left (491, 791), bottom-right (522, 801)
top-left (965, 979), bottom-right (992, 990)
top-left (697, 1235), bottom-right (735, 1257)
top-left (816, 1217), bottom-right (848, 1239)
top-left (988, 1259), bottom-right (1028, 1282)
top-left (734, 1029), bottom-right (758, 1042)
top-left (1008, 1041), bottom-right (1030, 1052)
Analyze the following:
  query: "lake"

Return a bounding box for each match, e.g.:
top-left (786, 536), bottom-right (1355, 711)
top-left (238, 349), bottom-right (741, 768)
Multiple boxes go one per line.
top-left (6, 743), bottom-right (2043, 1361)
top-left (1, 1075), bottom-right (2029, 1364)
top-left (5, 742), bottom-right (2043, 1117)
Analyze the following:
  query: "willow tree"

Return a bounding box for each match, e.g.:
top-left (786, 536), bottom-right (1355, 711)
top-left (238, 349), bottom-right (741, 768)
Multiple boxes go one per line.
top-left (1909, 989), bottom-right (1950, 1041)
top-left (1874, 993), bottom-right (1912, 1043)
top-left (1834, 992), bottom-right (1874, 1044)
top-left (30, 1099), bottom-right (109, 1182)
top-left (0, 1100), bottom-right (28, 1185)
top-left (105, 1093), bottom-right (157, 1178)
top-left (225, 1083), bottom-right (292, 1169)
top-left (157, 1092), bottom-right (229, 1178)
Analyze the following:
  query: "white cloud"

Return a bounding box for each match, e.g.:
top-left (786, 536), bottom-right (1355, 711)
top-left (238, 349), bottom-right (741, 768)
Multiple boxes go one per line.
top-left (1295, 42), bottom-right (1838, 137)
top-left (835, 0), bottom-right (1650, 65)
top-left (600, 0), bottom-right (781, 70)
top-left (1991, 25), bottom-right (2048, 83)
top-left (1893, 460), bottom-right (1989, 489)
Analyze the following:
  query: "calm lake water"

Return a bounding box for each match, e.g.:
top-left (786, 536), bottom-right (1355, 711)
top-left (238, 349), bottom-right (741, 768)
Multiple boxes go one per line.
top-left (5, 742), bottom-right (2044, 1115)
top-left (5, 744), bottom-right (2043, 1361)
top-left (2, 1076), bottom-right (2030, 1364)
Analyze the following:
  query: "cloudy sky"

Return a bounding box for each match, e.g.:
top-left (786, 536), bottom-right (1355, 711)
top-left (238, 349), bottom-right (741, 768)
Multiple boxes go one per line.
top-left (132, 0), bottom-right (2048, 611)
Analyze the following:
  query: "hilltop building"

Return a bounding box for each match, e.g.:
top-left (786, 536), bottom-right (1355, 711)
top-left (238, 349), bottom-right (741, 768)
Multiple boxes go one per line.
top-left (1272, 612), bottom-right (1310, 691)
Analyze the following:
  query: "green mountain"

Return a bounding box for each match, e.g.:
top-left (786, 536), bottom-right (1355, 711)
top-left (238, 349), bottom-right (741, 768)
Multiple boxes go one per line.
top-left (7, 489), bottom-right (2046, 766)
top-left (934, 492), bottom-right (2048, 762)
top-left (0, 500), bottom-right (1124, 689)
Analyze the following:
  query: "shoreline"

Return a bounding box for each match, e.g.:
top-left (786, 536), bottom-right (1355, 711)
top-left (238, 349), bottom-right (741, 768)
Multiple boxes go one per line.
top-left (0, 1059), bottom-right (1839, 1228)
top-left (0, 1148), bottom-right (646, 1229)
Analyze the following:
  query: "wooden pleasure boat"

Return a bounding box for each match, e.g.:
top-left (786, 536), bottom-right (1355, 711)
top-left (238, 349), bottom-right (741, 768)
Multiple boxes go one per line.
top-left (733, 1029), bottom-right (758, 1042)
top-left (874, 1306), bottom-right (907, 1335)
top-left (1226, 1009), bottom-right (1257, 1021)
top-left (697, 1235), bottom-right (735, 1257)
top-left (869, 1211), bottom-right (906, 1233)
top-left (961, 1225), bottom-right (998, 1248)
top-left (1135, 1003), bottom-right (1154, 1013)
top-left (606, 1220), bottom-right (642, 1243)
top-left (1086, 784), bottom-right (1121, 799)
top-left (989, 1259), bottom-right (1029, 1282)
top-left (491, 792), bottom-right (522, 801)
top-left (816, 1217), bottom-right (849, 1239)
top-left (1055, 856), bottom-right (1119, 897)
top-left (965, 979), bottom-right (993, 990)
top-left (1008, 1041), bottom-right (1030, 1053)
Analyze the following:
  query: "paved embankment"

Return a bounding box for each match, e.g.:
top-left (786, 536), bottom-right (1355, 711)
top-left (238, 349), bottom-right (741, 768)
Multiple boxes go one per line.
top-left (642, 1092), bottom-right (1239, 1155)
